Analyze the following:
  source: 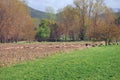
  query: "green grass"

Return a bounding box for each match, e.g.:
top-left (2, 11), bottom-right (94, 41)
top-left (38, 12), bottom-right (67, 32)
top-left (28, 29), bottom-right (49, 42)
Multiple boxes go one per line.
top-left (0, 45), bottom-right (120, 80)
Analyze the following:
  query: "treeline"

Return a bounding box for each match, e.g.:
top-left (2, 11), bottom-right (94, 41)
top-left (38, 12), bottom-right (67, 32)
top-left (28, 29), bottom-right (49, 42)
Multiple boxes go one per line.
top-left (0, 0), bottom-right (120, 45)
top-left (35, 0), bottom-right (120, 45)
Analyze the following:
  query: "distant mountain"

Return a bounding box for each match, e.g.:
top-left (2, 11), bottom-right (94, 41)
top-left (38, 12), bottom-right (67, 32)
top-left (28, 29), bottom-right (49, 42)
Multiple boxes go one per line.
top-left (111, 8), bottom-right (120, 18)
top-left (112, 8), bottom-right (120, 12)
top-left (28, 7), bottom-right (120, 21)
top-left (28, 7), bottom-right (48, 20)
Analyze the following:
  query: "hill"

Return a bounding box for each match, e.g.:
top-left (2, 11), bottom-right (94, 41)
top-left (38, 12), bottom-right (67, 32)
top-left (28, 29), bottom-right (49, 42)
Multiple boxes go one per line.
top-left (28, 7), bottom-right (48, 20)
top-left (112, 8), bottom-right (120, 12)
top-left (28, 7), bottom-right (120, 21)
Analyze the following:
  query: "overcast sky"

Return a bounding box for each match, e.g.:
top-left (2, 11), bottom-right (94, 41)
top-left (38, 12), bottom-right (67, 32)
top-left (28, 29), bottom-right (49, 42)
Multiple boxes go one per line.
top-left (26, 0), bottom-right (120, 12)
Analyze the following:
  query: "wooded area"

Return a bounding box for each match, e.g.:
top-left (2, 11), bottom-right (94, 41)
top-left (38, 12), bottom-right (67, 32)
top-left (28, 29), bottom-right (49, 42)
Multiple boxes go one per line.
top-left (0, 0), bottom-right (120, 45)
top-left (0, 0), bottom-right (35, 43)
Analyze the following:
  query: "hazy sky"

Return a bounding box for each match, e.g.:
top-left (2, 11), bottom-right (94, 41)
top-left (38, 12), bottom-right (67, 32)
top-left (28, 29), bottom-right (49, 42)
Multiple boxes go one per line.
top-left (26, 0), bottom-right (120, 12)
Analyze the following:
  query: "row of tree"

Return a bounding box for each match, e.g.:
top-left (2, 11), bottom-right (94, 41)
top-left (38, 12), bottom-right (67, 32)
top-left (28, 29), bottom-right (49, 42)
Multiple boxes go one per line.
top-left (58, 0), bottom-right (120, 45)
top-left (0, 0), bottom-right (120, 45)
top-left (35, 0), bottom-right (120, 45)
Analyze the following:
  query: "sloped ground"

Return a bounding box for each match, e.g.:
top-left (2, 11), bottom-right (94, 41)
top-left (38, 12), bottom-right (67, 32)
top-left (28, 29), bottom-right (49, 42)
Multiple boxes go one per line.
top-left (0, 45), bottom-right (120, 80)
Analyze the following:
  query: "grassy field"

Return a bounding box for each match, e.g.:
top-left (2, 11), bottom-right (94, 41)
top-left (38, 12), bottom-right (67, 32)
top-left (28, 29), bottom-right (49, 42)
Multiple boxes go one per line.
top-left (0, 45), bottom-right (120, 80)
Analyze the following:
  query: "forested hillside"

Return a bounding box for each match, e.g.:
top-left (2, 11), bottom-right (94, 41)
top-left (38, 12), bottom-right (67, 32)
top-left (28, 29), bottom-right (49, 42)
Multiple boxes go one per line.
top-left (29, 7), bottom-right (48, 20)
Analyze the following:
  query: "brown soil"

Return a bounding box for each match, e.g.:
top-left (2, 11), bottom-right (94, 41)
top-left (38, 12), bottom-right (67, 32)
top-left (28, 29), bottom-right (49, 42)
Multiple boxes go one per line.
top-left (0, 42), bottom-right (104, 67)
